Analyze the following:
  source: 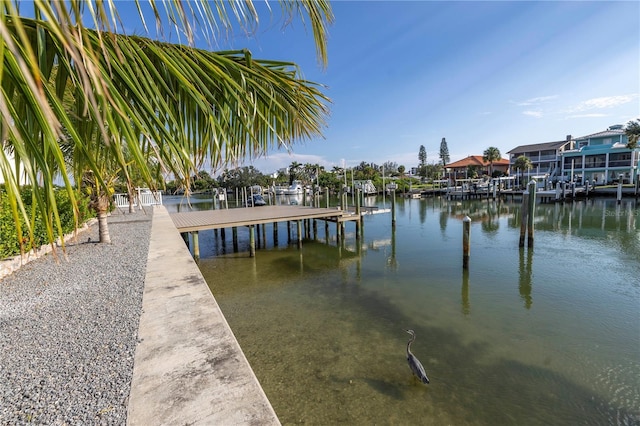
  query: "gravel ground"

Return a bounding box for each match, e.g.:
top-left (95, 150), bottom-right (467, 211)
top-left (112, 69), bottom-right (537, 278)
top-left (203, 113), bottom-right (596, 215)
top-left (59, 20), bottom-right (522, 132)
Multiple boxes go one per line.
top-left (0, 210), bottom-right (152, 425)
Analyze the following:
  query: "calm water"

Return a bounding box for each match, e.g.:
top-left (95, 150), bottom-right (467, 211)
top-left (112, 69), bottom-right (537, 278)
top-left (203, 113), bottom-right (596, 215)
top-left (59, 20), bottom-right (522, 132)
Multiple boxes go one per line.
top-left (166, 195), bottom-right (640, 425)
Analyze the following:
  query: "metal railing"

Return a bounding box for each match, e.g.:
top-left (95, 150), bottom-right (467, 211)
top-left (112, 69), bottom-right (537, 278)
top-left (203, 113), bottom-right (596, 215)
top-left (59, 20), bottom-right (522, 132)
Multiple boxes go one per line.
top-left (113, 188), bottom-right (163, 209)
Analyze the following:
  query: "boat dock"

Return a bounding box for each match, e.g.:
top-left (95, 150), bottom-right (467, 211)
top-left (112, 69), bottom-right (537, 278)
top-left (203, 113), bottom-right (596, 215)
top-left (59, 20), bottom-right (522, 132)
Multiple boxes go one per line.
top-left (170, 205), bottom-right (363, 259)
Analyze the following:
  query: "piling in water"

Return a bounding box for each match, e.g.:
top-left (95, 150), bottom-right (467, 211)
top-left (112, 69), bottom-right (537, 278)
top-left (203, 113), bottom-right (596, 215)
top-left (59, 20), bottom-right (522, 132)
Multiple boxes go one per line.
top-left (192, 231), bottom-right (200, 261)
top-left (617, 176), bottom-right (623, 205)
top-left (463, 215), bottom-right (471, 269)
top-left (527, 180), bottom-right (536, 248)
top-left (519, 189), bottom-right (529, 248)
top-left (249, 225), bottom-right (255, 257)
top-left (391, 190), bottom-right (397, 230)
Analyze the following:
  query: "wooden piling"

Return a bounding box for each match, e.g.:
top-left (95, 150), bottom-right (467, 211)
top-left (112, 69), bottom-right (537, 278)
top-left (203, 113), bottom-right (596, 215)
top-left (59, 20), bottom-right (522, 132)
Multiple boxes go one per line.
top-left (192, 231), bottom-right (200, 261)
top-left (297, 220), bottom-right (303, 249)
top-left (249, 225), bottom-right (256, 257)
top-left (232, 227), bottom-right (238, 252)
top-left (617, 177), bottom-right (623, 205)
top-left (527, 180), bottom-right (536, 248)
top-left (273, 222), bottom-right (278, 246)
top-left (519, 188), bottom-right (529, 248)
top-left (462, 216), bottom-right (471, 269)
top-left (391, 189), bottom-right (396, 230)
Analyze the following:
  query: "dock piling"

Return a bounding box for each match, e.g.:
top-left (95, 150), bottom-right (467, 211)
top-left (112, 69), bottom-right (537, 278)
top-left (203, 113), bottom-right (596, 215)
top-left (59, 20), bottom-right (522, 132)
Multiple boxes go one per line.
top-left (192, 231), bottom-right (200, 261)
top-left (519, 188), bottom-right (529, 248)
top-left (249, 226), bottom-right (256, 257)
top-left (391, 189), bottom-right (396, 230)
top-left (527, 180), bottom-right (536, 248)
top-left (462, 216), bottom-right (471, 269)
top-left (617, 175), bottom-right (623, 204)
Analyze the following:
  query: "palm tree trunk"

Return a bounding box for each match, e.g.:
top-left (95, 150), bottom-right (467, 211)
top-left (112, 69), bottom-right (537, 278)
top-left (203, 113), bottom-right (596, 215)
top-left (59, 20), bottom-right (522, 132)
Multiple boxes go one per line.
top-left (95, 193), bottom-right (112, 244)
top-left (97, 210), bottom-right (111, 244)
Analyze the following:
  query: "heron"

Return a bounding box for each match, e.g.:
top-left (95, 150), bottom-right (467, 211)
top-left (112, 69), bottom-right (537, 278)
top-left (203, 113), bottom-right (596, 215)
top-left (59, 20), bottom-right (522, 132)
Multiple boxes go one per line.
top-left (404, 329), bottom-right (430, 384)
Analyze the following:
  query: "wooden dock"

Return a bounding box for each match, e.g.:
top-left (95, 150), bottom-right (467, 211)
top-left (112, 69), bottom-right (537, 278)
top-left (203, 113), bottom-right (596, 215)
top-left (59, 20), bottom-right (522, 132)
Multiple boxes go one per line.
top-left (170, 206), bottom-right (362, 259)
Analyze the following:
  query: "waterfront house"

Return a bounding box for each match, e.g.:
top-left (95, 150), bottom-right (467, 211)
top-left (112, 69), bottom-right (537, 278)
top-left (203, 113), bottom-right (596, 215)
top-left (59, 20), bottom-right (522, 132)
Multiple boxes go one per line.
top-left (559, 124), bottom-right (638, 185)
top-left (507, 136), bottom-right (574, 182)
top-left (444, 155), bottom-right (510, 179)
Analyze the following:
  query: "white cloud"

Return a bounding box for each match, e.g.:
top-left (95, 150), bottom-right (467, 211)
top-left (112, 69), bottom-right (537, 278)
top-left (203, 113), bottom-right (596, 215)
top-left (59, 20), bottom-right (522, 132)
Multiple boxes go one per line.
top-left (565, 113), bottom-right (609, 119)
top-left (569, 94), bottom-right (637, 112)
top-left (523, 110), bottom-right (543, 118)
top-left (514, 95), bottom-right (559, 106)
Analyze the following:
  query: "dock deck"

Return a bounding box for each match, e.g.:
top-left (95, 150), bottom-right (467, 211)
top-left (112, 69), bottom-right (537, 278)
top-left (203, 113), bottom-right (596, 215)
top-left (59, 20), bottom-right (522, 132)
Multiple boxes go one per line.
top-left (170, 205), bottom-right (358, 233)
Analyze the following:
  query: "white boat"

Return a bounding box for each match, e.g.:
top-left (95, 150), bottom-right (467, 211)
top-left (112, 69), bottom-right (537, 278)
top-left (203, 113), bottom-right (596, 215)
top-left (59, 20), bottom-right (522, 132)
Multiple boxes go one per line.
top-left (349, 180), bottom-right (377, 196)
top-left (273, 180), bottom-right (304, 195)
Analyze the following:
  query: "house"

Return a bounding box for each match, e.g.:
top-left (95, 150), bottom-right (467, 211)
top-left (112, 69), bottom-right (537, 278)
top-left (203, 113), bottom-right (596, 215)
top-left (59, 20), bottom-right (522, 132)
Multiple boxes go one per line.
top-left (559, 124), bottom-right (638, 185)
top-left (444, 155), bottom-right (510, 179)
top-left (507, 136), bottom-right (573, 181)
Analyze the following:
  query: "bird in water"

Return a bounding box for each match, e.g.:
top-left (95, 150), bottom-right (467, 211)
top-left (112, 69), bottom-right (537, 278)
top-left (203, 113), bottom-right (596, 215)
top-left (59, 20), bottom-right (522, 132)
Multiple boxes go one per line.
top-left (404, 329), bottom-right (430, 384)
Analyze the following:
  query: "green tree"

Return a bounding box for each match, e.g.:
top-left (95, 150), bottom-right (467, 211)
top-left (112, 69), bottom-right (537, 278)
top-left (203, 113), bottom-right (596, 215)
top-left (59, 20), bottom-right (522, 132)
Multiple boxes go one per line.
top-left (1, 0), bottom-right (332, 250)
top-left (483, 147), bottom-right (501, 177)
top-left (439, 138), bottom-right (450, 166)
top-left (218, 166), bottom-right (266, 189)
top-left (398, 165), bottom-right (406, 177)
top-left (466, 165), bottom-right (480, 179)
top-left (288, 162), bottom-right (303, 185)
top-left (514, 155), bottom-right (533, 188)
top-left (625, 119), bottom-right (640, 149)
top-left (418, 145), bottom-right (427, 167)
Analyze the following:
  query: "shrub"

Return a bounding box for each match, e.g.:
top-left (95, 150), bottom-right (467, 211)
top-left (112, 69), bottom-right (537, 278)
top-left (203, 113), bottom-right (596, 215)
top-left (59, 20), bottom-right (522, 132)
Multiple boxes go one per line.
top-left (0, 185), bottom-right (94, 259)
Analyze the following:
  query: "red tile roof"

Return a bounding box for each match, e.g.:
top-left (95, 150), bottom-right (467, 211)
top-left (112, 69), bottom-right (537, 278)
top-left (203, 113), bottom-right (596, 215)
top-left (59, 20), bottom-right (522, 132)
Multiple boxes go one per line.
top-left (445, 155), bottom-right (509, 168)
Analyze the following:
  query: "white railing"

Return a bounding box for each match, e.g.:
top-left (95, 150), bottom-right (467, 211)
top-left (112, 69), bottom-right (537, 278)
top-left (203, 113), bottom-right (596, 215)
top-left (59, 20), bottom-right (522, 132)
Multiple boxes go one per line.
top-left (113, 188), bottom-right (163, 209)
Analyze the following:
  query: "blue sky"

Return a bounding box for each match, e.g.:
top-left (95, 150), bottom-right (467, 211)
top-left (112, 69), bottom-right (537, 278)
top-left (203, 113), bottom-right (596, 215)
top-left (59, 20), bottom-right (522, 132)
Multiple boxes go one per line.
top-left (124, 1), bottom-right (639, 174)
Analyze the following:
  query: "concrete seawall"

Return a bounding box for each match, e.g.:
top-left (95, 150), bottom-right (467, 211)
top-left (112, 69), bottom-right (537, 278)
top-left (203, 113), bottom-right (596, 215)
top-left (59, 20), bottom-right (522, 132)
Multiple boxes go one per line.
top-left (127, 206), bottom-right (280, 425)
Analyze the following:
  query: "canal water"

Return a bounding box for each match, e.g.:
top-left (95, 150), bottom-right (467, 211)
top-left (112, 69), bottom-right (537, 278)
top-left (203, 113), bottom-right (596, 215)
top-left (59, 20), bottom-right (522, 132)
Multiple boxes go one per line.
top-left (165, 195), bottom-right (640, 425)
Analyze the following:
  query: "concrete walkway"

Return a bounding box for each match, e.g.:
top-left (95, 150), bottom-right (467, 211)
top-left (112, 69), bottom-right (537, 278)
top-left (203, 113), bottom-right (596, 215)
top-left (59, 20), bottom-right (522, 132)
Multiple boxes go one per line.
top-left (127, 206), bottom-right (280, 425)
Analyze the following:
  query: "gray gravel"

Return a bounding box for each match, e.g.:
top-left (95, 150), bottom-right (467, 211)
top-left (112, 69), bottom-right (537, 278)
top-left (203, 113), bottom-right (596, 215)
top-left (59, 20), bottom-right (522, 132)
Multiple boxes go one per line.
top-left (0, 210), bottom-right (152, 425)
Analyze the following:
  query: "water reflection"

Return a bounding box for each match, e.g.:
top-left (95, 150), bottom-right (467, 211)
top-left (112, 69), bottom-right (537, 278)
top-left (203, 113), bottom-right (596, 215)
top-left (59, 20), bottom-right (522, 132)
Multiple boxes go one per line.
top-left (186, 195), bottom-right (639, 425)
top-left (518, 248), bottom-right (533, 309)
top-left (461, 269), bottom-right (470, 315)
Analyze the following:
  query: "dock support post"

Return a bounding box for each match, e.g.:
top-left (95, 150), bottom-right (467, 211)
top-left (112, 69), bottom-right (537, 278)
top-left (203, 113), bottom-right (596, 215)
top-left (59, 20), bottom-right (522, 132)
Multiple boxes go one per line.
top-left (355, 189), bottom-right (361, 240)
top-left (391, 189), bottom-right (396, 230)
top-left (585, 180), bottom-right (589, 197)
top-left (297, 220), bottom-right (303, 249)
top-left (262, 223), bottom-right (267, 248)
top-left (192, 231), bottom-right (200, 262)
top-left (249, 225), bottom-right (256, 257)
top-left (273, 222), bottom-right (278, 246)
top-left (555, 182), bottom-right (561, 201)
top-left (232, 227), bottom-right (238, 252)
top-left (287, 221), bottom-right (292, 243)
top-left (527, 180), bottom-right (536, 248)
top-left (519, 188), bottom-right (529, 248)
top-left (462, 216), bottom-right (471, 269)
top-left (617, 174), bottom-right (623, 205)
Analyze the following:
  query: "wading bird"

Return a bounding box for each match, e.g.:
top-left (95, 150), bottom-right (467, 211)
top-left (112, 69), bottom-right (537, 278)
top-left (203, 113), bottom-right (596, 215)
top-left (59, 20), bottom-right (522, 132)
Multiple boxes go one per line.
top-left (404, 329), bottom-right (430, 384)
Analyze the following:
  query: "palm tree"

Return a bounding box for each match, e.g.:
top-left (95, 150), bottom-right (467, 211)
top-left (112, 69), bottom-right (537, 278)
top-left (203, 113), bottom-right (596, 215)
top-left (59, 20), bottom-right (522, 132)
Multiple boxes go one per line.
top-left (625, 119), bottom-right (640, 149)
top-left (483, 147), bottom-right (501, 178)
top-left (1, 1), bottom-right (333, 249)
top-left (288, 161), bottom-right (303, 185)
top-left (514, 155), bottom-right (533, 189)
